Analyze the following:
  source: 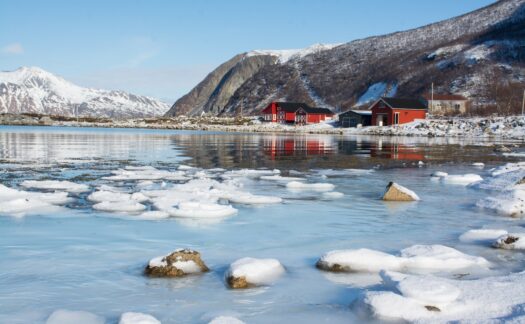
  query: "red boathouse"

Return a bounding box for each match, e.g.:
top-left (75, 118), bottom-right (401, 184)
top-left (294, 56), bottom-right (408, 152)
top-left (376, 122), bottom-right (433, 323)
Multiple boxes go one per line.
top-left (262, 102), bottom-right (334, 125)
top-left (370, 97), bottom-right (427, 126)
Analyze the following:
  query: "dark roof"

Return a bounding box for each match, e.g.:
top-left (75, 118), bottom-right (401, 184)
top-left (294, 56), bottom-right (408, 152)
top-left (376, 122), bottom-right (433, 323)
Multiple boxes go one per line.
top-left (380, 97), bottom-right (427, 110)
top-left (422, 94), bottom-right (468, 101)
top-left (275, 102), bottom-right (333, 115)
top-left (339, 110), bottom-right (372, 116)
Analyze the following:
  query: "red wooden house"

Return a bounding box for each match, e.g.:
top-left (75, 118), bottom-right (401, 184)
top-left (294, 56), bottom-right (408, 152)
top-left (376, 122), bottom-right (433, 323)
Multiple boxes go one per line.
top-left (262, 102), bottom-right (334, 124)
top-left (370, 97), bottom-right (427, 126)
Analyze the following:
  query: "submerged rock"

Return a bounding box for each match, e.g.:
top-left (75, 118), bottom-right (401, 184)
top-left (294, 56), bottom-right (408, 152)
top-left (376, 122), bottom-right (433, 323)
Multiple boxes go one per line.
top-left (493, 234), bottom-right (525, 250)
top-left (225, 257), bottom-right (285, 289)
top-left (145, 249), bottom-right (209, 277)
top-left (382, 182), bottom-right (420, 201)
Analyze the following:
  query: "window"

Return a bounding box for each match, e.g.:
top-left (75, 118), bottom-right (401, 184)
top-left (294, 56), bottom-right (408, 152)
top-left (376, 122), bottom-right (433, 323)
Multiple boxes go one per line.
top-left (454, 104), bottom-right (461, 112)
top-left (394, 112), bottom-right (400, 125)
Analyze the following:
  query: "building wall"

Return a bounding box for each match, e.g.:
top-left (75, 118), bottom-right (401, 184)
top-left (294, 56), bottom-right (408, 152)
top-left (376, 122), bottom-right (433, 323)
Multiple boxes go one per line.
top-left (371, 102), bottom-right (426, 126)
top-left (427, 100), bottom-right (467, 115)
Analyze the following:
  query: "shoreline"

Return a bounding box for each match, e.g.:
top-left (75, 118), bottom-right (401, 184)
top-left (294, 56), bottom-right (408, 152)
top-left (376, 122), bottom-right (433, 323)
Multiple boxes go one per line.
top-left (1, 113), bottom-right (525, 140)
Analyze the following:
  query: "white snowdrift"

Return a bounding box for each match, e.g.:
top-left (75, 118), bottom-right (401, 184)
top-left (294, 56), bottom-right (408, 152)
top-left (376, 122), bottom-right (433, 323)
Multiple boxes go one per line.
top-left (318, 245), bottom-right (490, 274)
top-left (20, 180), bottom-right (89, 193)
top-left (119, 312), bottom-right (160, 324)
top-left (226, 257), bottom-right (285, 286)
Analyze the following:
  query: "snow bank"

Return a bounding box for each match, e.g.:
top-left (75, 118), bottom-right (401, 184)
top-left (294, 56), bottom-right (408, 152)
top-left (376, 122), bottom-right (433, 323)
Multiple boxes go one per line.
top-left (20, 180), bottom-right (89, 193)
top-left (286, 181), bottom-right (335, 192)
top-left (46, 309), bottom-right (104, 324)
top-left (226, 257), bottom-right (285, 288)
top-left (317, 245), bottom-right (490, 274)
top-left (357, 270), bottom-right (525, 322)
top-left (119, 312), bottom-right (160, 324)
top-left (459, 229), bottom-right (508, 242)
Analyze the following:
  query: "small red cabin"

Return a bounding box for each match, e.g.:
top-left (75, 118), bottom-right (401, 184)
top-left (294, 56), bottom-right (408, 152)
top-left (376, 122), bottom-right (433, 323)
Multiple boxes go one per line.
top-left (370, 97), bottom-right (427, 126)
top-left (262, 102), bottom-right (334, 125)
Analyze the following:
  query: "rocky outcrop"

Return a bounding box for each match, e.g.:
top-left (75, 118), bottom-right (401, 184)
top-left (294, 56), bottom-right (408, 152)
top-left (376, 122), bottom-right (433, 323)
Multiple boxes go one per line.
top-left (493, 234), bottom-right (525, 249)
top-left (145, 249), bottom-right (209, 277)
top-left (166, 0), bottom-right (525, 117)
top-left (382, 182), bottom-right (420, 201)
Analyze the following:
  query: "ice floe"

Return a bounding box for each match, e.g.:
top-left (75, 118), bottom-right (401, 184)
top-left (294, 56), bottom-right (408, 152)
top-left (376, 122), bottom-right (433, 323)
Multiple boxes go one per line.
top-left (226, 257), bottom-right (285, 288)
top-left (104, 167), bottom-right (189, 181)
top-left (431, 172), bottom-right (483, 185)
top-left (357, 270), bottom-right (525, 322)
top-left (119, 312), bottom-right (160, 324)
top-left (20, 180), bottom-right (90, 193)
top-left (459, 229), bottom-right (508, 243)
top-left (0, 184), bottom-right (70, 217)
top-left (209, 316), bottom-right (245, 324)
top-left (46, 309), bottom-right (104, 324)
top-left (92, 201), bottom-right (146, 213)
top-left (286, 181), bottom-right (335, 192)
top-left (317, 245), bottom-right (490, 274)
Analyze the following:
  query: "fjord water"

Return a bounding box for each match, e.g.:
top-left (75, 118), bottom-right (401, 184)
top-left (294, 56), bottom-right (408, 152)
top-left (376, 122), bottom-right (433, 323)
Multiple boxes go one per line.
top-left (0, 126), bottom-right (523, 324)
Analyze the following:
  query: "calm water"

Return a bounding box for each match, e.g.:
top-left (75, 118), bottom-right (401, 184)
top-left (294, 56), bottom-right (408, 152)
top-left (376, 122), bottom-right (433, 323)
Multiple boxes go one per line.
top-left (0, 126), bottom-right (524, 324)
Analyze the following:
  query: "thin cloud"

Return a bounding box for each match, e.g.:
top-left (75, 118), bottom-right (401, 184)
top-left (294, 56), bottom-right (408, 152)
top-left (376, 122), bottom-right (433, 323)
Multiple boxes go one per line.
top-left (2, 43), bottom-right (24, 55)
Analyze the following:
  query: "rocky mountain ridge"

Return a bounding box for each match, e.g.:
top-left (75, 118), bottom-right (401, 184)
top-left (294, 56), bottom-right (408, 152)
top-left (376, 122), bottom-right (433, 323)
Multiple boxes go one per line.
top-left (166, 0), bottom-right (525, 117)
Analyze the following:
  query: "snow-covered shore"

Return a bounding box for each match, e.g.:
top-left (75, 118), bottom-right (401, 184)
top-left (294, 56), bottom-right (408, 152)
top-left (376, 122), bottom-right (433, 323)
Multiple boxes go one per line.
top-left (3, 113), bottom-right (525, 138)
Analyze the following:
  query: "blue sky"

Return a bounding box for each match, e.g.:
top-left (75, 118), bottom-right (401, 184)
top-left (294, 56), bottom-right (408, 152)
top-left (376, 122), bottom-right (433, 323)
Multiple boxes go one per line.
top-left (1, 0), bottom-right (495, 103)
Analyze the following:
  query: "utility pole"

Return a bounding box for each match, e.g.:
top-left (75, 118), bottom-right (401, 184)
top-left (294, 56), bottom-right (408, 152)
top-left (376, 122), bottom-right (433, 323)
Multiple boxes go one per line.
top-left (522, 89), bottom-right (525, 116)
top-left (431, 82), bottom-right (434, 113)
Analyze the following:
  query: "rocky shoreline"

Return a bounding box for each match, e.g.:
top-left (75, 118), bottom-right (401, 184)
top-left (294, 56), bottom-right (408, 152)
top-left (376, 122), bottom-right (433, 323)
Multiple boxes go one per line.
top-left (2, 113), bottom-right (525, 139)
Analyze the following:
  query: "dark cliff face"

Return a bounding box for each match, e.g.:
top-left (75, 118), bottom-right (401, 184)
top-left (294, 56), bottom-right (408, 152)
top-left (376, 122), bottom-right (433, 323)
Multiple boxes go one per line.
top-left (167, 0), bottom-right (525, 117)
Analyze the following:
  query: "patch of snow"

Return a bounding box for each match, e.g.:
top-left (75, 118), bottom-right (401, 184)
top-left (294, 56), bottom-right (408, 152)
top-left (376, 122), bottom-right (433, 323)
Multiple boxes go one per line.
top-left (388, 182), bottom-right (420, 201)
top-left (355, 82), bottom-right (397, 106)
top-left (247, 43), bottom-right (341, 64)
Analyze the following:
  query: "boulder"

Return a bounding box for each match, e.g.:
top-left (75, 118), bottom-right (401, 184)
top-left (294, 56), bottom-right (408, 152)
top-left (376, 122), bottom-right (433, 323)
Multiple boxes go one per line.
top-left (145, 249), bottom-right (209, 277)
top-left (382, 182), bottom-right (420, 201)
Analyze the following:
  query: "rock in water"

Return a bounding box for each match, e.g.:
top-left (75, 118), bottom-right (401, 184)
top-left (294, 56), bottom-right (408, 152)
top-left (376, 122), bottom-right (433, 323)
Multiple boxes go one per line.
top-left (225, 257), bottom-right (285, 289)
top-left (493, 234), bottom-right (525, 250)
top-left (382, 182), bottom-right (420, 201)
top-left (145, 249), bottom-right (209, 277)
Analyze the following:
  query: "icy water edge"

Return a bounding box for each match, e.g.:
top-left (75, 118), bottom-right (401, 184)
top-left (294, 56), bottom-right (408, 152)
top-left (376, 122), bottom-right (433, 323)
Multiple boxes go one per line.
top-left (0, 125), bottom-right (524, 324)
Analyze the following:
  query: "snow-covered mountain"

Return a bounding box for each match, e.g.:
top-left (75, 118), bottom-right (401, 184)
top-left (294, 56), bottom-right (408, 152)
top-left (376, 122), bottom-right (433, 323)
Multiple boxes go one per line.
top-left (166, 0), bottom-right (525, 117)
top-left (0, 67), bottom-right (169, 118)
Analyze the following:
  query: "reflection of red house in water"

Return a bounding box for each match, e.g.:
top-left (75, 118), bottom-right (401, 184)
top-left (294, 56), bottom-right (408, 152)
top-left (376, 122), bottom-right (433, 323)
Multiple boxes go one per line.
top-left (370, 142), bottom-right (425, 161)
top-left (370, 97), bottom-right (427, 126)
top-left (263, 137), bottom-right (335, 159)
top-left (262, 102), bottom-right (334, 124)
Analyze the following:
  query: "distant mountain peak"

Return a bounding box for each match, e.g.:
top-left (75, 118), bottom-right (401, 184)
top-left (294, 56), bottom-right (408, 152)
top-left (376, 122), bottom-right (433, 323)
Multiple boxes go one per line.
top-left (0, 67), bottom-right (169, 118)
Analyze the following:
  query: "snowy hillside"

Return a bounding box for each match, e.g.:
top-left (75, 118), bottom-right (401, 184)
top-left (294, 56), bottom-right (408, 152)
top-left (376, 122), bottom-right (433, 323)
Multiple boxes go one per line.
top-left (0, 67), bottom-right (169, 118)
top-left (246, 43), bottom-right (341, 64)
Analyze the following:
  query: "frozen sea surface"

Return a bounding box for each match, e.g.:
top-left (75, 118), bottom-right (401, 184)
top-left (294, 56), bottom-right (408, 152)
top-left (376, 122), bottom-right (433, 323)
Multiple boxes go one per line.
top-left (0, 126), bottom-right (525, 323)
